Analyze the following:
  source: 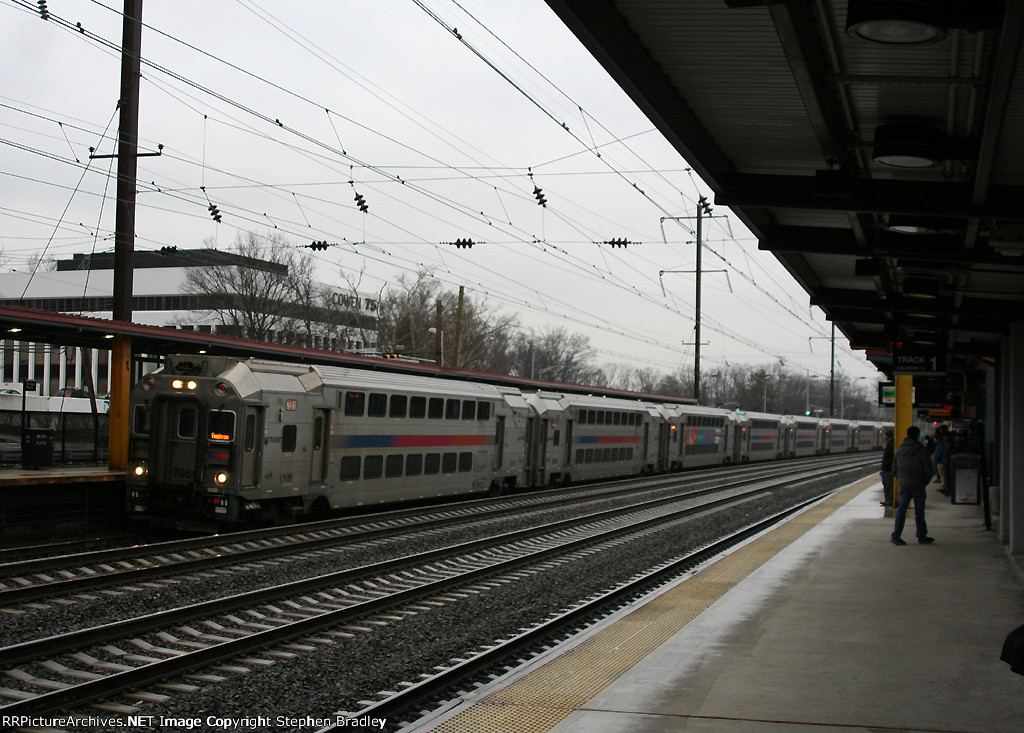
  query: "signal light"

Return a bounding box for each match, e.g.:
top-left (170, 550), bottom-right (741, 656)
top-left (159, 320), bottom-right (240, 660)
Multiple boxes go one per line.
top-left (208, 203), bottom-right (222, 222)
top-left (353, 192), bottom-right (368, 212)
top-left (382, 353), bottom-right (399, 359)
top-left (308, 240), bottom-right (330, 251)
top-left (533, 185), bottom-right (547, 207)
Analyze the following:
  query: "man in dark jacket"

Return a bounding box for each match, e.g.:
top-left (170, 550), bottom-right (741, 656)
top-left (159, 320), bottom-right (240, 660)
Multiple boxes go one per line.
top-left (891, 425), bottom-right (936, 545)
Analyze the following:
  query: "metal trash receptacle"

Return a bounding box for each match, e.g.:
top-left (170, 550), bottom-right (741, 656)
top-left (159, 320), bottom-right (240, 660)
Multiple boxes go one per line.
top-left (950, 452), bottom-right (981, 504)
top-left (21, 427), bottom-right (54, 470)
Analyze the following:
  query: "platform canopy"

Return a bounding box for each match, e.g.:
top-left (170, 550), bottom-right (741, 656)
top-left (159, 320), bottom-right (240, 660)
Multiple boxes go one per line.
top-left (544, 0), bottom-right (1024, 376)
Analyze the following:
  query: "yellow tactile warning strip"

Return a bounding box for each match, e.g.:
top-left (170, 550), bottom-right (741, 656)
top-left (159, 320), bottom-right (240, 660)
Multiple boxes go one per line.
top-left (423, 477), bottom-right (872, 733)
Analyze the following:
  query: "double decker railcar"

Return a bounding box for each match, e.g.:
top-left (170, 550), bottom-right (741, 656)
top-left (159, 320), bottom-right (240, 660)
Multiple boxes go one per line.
top-left (127, 355), bottom-right (892, 530)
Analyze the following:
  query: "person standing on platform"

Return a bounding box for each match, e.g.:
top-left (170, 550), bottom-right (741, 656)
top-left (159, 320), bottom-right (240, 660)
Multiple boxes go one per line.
top-left (891, 425), bottom-right (936, 545)
top-left (880, 428), bottom-right (894, 506)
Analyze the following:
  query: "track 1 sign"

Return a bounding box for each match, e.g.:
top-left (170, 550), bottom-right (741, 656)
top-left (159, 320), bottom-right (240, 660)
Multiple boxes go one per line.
top-left (893, 347), bottom-right (945, 375)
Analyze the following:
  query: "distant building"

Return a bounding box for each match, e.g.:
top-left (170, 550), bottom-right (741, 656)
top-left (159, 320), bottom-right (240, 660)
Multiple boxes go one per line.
top-left (0, 249), bottom-right (378, 395)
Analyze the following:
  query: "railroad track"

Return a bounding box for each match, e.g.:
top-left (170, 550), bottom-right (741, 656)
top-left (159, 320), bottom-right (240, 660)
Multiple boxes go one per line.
top-left (0, 454), bottom-right (863, 607)
top-left (0, 457), bottom-right (873, 722)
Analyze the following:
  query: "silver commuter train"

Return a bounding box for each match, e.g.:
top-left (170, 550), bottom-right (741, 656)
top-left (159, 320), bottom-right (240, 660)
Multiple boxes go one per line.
top-left (126, 355), bottom-right (890, 530)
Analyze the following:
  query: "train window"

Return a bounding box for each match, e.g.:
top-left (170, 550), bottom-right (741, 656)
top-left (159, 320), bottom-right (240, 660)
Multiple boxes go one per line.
top-left (619, 447), bottom-right (628, 460)
top-left (389, 395), bottom-right (408, 418)
top-left (424, 453), bottom-right (440, 474)
top-left (340, 456), bottom-right (361, 481)
top-left (368, 393), bottom-right (387, 417)
top-left (552, 429), bottom-right (560, 447)
top-left (477, 402), bottom-right (490, 421)
top-left (406, 454), bottom-right (423, 476)
top-left (410, 396), bottom-right (426, 419)
top-left (613, 412), bottom-right (621, 426)
top-left (596, 411), bottom-right (605, 425)
top-left (442, 452), bottom-right (458, 473)
top-left (364, 455), bottom-right (383, 479)
top-left (602, 447), bottom-right (612, 462)
top-left (458, 452), bottom-right (473, 472)
top-left (385, 454), bottom-right (404, 478)
top-left (627, 448), bottom-right (634, 460)
top-left (313, 416), bottom-right (323, 451)
top-left (585, 448), bottom-right (594, 463)
top-left (575, 449), bottom-right (584, 464)
top-left (133, 405), bottom-right (150, 435)
top-left (445, 399), bottom-right (460, 420)
top-left (428, 398), bottom-right (444, 419)
top-left (209, 411), bottom-right (235, 442)
top-left (345, 392), bottom-right (365, 417)
top-left (244, 415), bottom-right (256, 452)
top-left (282, 425), bottom-right (297, 452)
top-left (178, 408), bottom-right (197, 438)
top-left (461, 400), bottom-right (475, 420)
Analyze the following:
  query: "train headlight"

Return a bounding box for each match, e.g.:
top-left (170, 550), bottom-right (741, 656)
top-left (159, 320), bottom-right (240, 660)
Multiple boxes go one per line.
top-left (214, 471), bottom-right (229, 484)
top-left (187, 380), bottom-right (198, 390)
top-left (171, 379), bottom-right (183, 389)
top-left (132, 463), bottom-right (147, 477)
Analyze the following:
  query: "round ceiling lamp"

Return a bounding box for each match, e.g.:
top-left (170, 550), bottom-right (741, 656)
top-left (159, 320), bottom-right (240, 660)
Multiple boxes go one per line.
top-left (846, 0), bottom-right (949, 44)
top-left (872, 122), bottom-right (945, 168)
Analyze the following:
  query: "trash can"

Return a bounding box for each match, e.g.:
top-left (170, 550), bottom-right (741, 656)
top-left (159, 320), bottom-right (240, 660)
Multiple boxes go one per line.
top-left (21, 427), bottom-right (54, 470)
top-left (950, 452), bottom-right (981, 505)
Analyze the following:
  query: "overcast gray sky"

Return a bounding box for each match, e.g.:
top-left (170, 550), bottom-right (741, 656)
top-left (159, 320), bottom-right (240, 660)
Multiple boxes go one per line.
top-left (0, 0), bottom-right (880, 383)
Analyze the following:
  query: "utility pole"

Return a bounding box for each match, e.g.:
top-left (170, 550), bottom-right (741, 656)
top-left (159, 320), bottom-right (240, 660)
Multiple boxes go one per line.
top-left (434, 299), bottom-right (443, 367)
top-left (660, 198), bottom-right (722, 403)
top-left (693, 196), bottom-right (713, 402)
top-left (109, 0), bottom-right (144, 471)
top-left (452, 286), bottom-right (464, 368)
top-left (830, 322), bottom-right (836, 417)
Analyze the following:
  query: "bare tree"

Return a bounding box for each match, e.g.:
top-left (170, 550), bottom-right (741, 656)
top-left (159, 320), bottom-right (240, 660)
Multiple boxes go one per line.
top-left (181, 230), bottom-right (304, 342)
top-left (508, 326), bottom-right (600, 384)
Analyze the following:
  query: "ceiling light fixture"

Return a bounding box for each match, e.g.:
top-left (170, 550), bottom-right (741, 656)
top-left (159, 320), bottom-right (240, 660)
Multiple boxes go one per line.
top-left (872, 122), bottom-right (945, 168)
top-left (846, 0), bottom-right (949, 44)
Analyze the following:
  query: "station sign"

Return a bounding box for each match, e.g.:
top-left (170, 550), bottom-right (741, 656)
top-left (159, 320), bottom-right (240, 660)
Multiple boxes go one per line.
top-left (892, 345), bottom-right (946, 375)
top-left (878, 382), bottom-right (895, 407)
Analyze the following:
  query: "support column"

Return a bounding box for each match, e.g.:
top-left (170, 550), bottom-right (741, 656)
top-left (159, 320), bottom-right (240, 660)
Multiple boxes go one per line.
top-left (894, 374), bottom-right (914, 501)
top-left (108, 335), bottom-right (131, 470)
top-left (1004, 322), bottom-right (1024, 554)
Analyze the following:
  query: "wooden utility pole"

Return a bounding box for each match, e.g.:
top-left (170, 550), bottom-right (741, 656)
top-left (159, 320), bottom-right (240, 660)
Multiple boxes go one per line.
top-left (108, 0), bottom-right (144, 471)
top-left (452, 286), bottom-right (464, 368)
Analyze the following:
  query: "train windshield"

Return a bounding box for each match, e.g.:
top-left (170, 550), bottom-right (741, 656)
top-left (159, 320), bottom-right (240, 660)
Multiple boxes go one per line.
top-left (209, 410), bottom-right (236, 441)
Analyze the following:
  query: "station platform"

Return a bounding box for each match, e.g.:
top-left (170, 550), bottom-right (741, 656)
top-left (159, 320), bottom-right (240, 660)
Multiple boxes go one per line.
top-left (404, 474), bottom-right (1024, 733)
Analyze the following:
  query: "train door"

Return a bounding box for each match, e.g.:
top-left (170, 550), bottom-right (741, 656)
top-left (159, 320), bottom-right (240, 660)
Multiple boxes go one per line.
top-left (310, 409), bottom-right (329, 483)
top-left (240, 406), bottom-right (264, 488)
top-left (564, 419), bottom-right (574, 467)
top-left (151, 396), bottom-right (203, 486)
top-left (494, 415), bottom-right (506, 469)
top-left (657, 422), bottom-right (670, 472)
top-left (523, 417), bottom-right (547, 486)
top-left (732, 425), bottom-right (744, 463)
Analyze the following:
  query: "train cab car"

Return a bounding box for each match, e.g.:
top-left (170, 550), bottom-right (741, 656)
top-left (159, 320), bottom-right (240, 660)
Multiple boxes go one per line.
top-left (735, 411), bottom-right (785, 462)
top-left (824, 419), bottom-right (853, 453)
top-left (127, 355), bottom-right (523, 530)
top-left (785, 416), bottom-right (826, 457)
